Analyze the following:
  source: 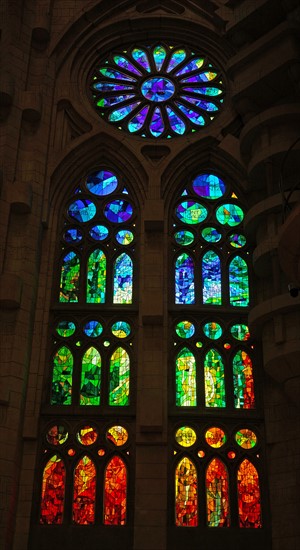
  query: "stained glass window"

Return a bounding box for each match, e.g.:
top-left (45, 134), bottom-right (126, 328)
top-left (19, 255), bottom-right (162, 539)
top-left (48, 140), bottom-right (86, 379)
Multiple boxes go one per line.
top-left (206, 458), bottom-right (230, 527)
top-left (80, 347), bottom-right (101, 405)
top-left (233, 350), bottom-right (255, 409)
top-left (175, 253), bottom-right (195, 304)
top-left (51, 346), bottom-right (73, 405)
top-left (86, 249), bottom-right (106, 303)
top-left (113, 253), bottom-right (133, 304)
top-left (109, 347), bottom-right (130, 405)
top-left (204, 349), bottom-right (226, 408)
top-left (59, 251), bottom-right (80, 302)
top-left (104, 456), bottom-right (127, 525)
top-left (202, 251), bottom-right (222, 305)
top-left (229, 256), bottom-right (249, 307)
top-left (175, 347), bottom-right (197, 406)
top-left (91, 44), bottom-right (224, 138)
top-left (175, 457), bottom-right (198, 526)
top-left (237, 460), bottom-right (262, 528)
top-left (40, 455), bottom-right (65, 524)
top-left (73, 456), bottom-right (96, 524)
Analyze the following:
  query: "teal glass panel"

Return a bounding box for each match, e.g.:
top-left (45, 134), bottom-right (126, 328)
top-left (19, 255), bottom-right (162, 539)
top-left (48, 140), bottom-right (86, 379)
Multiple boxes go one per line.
top-left (153, 45), bottom-right (167, 71)
top-left (68, 199), bottom-right (96, 223)
top-left (176, 102), bottom-right (205, 125)
top-left (56, 320), bottom-right (76, 338)
top-left (166, 49), bottom-right (186, 72)
top-left (176, 201), bottom-right (207, 224)
top-left (64, 228), bottom-right (83, 243)
top-left (128, 105), bottom-right (149, 132)
top-left (202, 251), bottom-right (222, 305)
top-left (87, 249), bottom-right (106, 303)
top-left (86, 170), bottom-right (118, 196)
top-left (176, 347), bottom-right (197, 406)
top-left (175, 253), bottom-right (195, 304)
top-left (115, 229), bottom-right (134, 245)
top-left (59, 251), bottom-right (80, 303)
top-left (109, 347), bottom-right (130, 405)
top-left (89, 225), bottom-right (109, 241)
top-left (109, 102), bottom-right (141, 122)
top-left (216, 204), bottom-right (244, 226)
top-left (51, 346), bottom-right (73, 405)
top-left (113, 253), bottom-right (133, 304)
top-left (111, 321), bottom-right (131, 338)
top-left (203, 322), bottom-right (222, 340)
top-left (83, 320), bottom-right (103, 337)
top-left (204, 349), bottom-right (226, 408)
top-left (104, 199), bottom-right (133, 223)
top-left (192, 173), bottom-right (225, 199)
top-left (97, 94), bottom-right (135, 108)
top-left (181, 71), bottom-right (217, 83)
top-left (183, 86), bottom-right (223, 96)
top-left (229, 256), bottom-right (249, 307)
top-left (113, 55), bottom-right (142, 75)
top-left (201, 227), bottom-right (222, 243)
top-left (174, 230), bottom-right (194, 246)
top-left (149, 107), bottom-right (164, 137)
top-left (175, 58), bottom-right (204, 76)
top-left (229, 234), bottom-right (247, 248)
top-left (80, 347), bottom-right (101, 405)
top-left (233, 350), bottom-right (255, 409)
top-left (175, 320), bottom-right (195, 339)
top-left (166, 106), bottom-right (185, 134)
top-left (230, 324), bottom-right (250, 341)
top-left (131, 48), bottom-right (151, 72)
top-left (98, 67), bottom-right (136, 81)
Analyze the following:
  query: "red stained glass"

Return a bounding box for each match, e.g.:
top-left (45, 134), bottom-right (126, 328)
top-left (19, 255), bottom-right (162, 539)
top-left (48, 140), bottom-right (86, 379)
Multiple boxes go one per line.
top-left (73, 456), bottom-right (96, 524)
top-left (237, 459), bottom-right (262, 528)
top-left (175, 457), bottom-right (198, 526)
top-left (104, 456), bottom-right (127, 525)
top-left (206, 458), bottom-right (230, 527)
top-left (40, 455), bottom-right (65, 524)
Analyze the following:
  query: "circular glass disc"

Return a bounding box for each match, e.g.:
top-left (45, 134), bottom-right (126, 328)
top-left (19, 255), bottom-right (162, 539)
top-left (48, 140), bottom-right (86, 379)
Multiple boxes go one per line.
top-left (141, 77), bottom-right (175, 102)
top-left (175, 426), bottom-right (197, 447)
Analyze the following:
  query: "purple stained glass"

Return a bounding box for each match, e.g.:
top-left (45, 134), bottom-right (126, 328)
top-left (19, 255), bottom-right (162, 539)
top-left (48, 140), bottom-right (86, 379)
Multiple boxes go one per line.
top-left (68, 199), bottom-right (96, 223)
top-left (150, 107), bottom-right (164, 137)
top-left (64, 228), bottom-right (83, 243)
top-left (141, 77), bottom-right (175, 102)
top-left (175, 57), bottom-right (204, 76)
top-left (166, 49), bottom-right (186, 72)
top-left (166, 106), bottom-right (185, 135)
top-left (86, 170), bottom-right (118, 196)
top-left (99, 67), bottom-right (136, 82)
top-left (181, 71), bottom-right (217, 83)
top-left (176, 102), bottom-right (205, 126)
top-left (104, 199), bottom-right (133, 223)
top-left (131, 48), bottom-right (151, 72)
top-left (113, 55), bottom-right (142, 75)
top-left (193, 173), bottom-right (225, 199)
top-left (181, 96), bottom-right (218, 112)
top-left (175, 253), bottom-right (195, 304)
top-left (128, 105), bottom-right (149, 132)
top-left (97, 94), bottom-right (135, 108)
top-left (93, 82), bottom-right (134, 92)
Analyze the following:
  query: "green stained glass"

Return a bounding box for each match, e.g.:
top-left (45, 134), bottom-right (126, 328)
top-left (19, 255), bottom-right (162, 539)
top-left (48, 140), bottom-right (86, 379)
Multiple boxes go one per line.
top-left (203, 322), bottom-right (222, 340)
top-left (216, 204), bottom-right (244, 226)
top-left (204, 349), bottom-right (226, 408)
top-left (229, 234), bottom-right (246, 248)
top-left (87, 249), bottom-right (106, 303)
top-left (111, 321), bottom-right (131, 338)
top-left (176, 347), bottom-right (197, 406)
top-left (201, 227), bottom-right (222, 243)
top-left (113, 253), bottom-right (133, 304)
top-left (109, 347), bottom-right (130, 405)
top-left (202, 251), bottom-right (222, 305)
top-left (56, 320), bottom-right (76, 337)
top-left (80, 347), bottom-right (101, 405)
top-left (229, 256), bottom-right (249, 307)
top-left (235, 429), bottom-right (257, 449)
top-left (174, 230), bottom-right (194, 246)
top-left (59, 251), bottom-right (80, 302)
top-left (175, 426), bottom-right (197, 447)
top-left (231, 324), bottom-right (250, 341)
top-left (176, 200), bottom-right (207, 224)
top-left (175, 320), bottom-right (195, 339)
top-left (51, 346), bottom-right (73, 405)
top-left (109, 102), bottom-right (140, 122)
top-left (233, 351), bottom-right (255, 409)
top-left (192, 173), bottom-right (225, 199)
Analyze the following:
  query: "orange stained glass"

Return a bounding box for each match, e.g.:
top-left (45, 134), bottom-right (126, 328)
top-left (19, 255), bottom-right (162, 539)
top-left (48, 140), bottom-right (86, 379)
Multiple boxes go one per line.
top-left (206, 458), bottom-right (230, 527)
top-left (175, 457), bottom-right (198, 526)
top-left (40, 455), bottom-right (65, 524)
top-left (237, 459), bottom-right (262, 528)
top-left (205, 426), bottom-right (226, 448)
top-left (73, 455), bottom-right (96, 524)
top-left (104, 456), bottom-right (127, 525)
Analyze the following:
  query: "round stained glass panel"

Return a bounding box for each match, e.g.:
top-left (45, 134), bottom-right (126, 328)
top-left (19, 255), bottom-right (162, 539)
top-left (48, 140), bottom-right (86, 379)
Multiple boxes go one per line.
top-left (216, 204), bottom-right (244, 226)
top-left (235, 429), bottom-right (257, 449)
top-left (56, 320), bottom-right (76, 337)
top-left (174, 230), bottom-right (194, 246)
top-left (203, 322), bottom-right (222, 340)
top-left (176, 201), bottom-right (207, 224)
top-left (231, 324), bottom-right (250, 341)
top-left (115, 229), bottom-right (134, 245)
top-left (77, 426), bottom-right (98, 446)
top-left (111, 321), bottom-right (131, 338)
top-left (46, 425), bottom-right (68, 445)
top-left (86, 170), bottom-right (118, 196)
top-left (175, 426), bottom-right (197, 447)
top-left (229, 234), bottom-right (247, 248)
top-left (89, 225), bottom-right (109, 241)
top-left (201, 227), bottom-right (222, 243)
top-left (83, 320), bottom-right (103, 338)
top-left (205, 427), bottom-right (226, 448)
top-left (141, 77), bottom-right (175, 101)
top-left (106, 425), bottom-right (128, 446)
top-left (175, 320), bottom-right (195, 339)
top-left (68, 199), bottom-right (96, 222)
top-left (104, 199), bottom-right (133, 223)
top-left (64, 228), bottom-right (83, 243)
top-left (192, 173), bottom-right (225, 199)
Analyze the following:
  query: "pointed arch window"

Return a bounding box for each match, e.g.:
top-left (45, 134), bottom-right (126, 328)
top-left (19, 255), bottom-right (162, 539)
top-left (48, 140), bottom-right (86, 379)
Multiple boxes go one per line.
top-left (40, 455), bottom-right (66, 524)
top-left (104, 456), bottom-right (127, 525)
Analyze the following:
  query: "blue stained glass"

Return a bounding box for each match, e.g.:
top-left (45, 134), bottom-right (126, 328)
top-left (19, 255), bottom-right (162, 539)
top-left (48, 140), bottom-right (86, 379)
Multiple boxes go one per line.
top-left (104, 200), bottom-right (133, 223)
top-left (229, 256), bottom-right (249, 307)
top-left (68, 199), bottom-right (96, 223)
top-left (149, 107), bottom-right (164, 137)
top-left (193, 173), bottom-right (225, 199)
top-left (64, 228), bottom-right (83, 243)
top-left (83, 320), bottom-right (103, 338)
top-left (176, 200), bottom-right (207, 224)
top-left (181, 96), bottom-right (218, 112)
top-left (141, 77), bottom-right (175, 102)
top-left (86, 170), bottom-right (118, 196)
top-left (229, 234), bottom-right (246, 248)
top-left (111, 321), bottom-right (131, 338)
top-left (113, 253), bottom-right (133, 304)
top-left (216, 204), bottom-right (244, 226)
top-left (113, 55), bottom-right (142, 75)
top-left (166, 106), bottom-right (185, 134)
top-left (98, 67), bottom-right (136, 81)
top-left (183, 86), bottom-right (223, 96)
top-left (128, 105), bottom-right (149, 132)
top-left (89, 225), bottom-right (109, 241)
top-left (153, 45), bottom-right (166, 71)
top-left (174, 230), bottom-right (194, 246)
top-left (115, 229), bottom-right (134, 245)
top-left (202, 251), bottom-right (222, 305)
top-left (175, 58), bottom-right (204, 76)
top-left (97, 94), bottom-right (135, 108)
top-left (166, 49), bottom-right (186, 72)
top-left (109, 102), bottom-right (140, 122)
top-left (131, 48), bottom-right (151, 72)
top-left (201, 227), bottom-right (222, 243)
top-left (175, 253), bottom-right (195, 304)
top-left (181, 71), bottom-right (217, 83)
top-left (93, 82), bottom-right (134, 92)
top-left (176, 102), bottom-right (205, 126)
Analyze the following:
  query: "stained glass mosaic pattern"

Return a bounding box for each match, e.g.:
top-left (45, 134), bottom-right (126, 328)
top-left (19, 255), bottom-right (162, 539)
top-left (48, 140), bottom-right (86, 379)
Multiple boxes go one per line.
top-left (175, 457), bottom-right (198, 526)
top-left (77, 426), bottom-right (98, 446)
top-left (231, 324), bottom-right (250, 341)
top-left (111, 321), bottom-right (131, 338)
top-left (40, 455), bottom-right (65, 524)
top-left (104, 456), bottom-right (127, 525)
top-left (229, 256), bottom-right (249, 306)
top-left (202, 251), bottom-right (222, 304)
top-left (86, 170), bottom-right (118, 196)
top-left (204, 349), bottom-right (226, 408)
top-left (56, 320), bottom-right (76, 337)
top-left (92, 44), bottom-right (224, 138)
top-left (73, 456), bottom-right (96, 524)
top-left (192, 173), bottom-right (225, 199)
top-left (104, 199), bottom-right (133, 223)
top-left (59, 251), bottom-right (80, 302)
top-left (175, 253), bottom-right (195, 304)
top-left (175, 426), bottom-right (197, 447)
top-left (206, 459), bottom-right (230, 527)
top-left (175, 320), bottom-right (195, 339)
top-left (237, 460), bottom-right (262, 528)
top-left (68, 199), bottom-right (96, 223)
top-left (115, 229), bottom-right (134, 245)
top-left (89, 224), bottom-right (109, 241)
top-left (46, 425), bottom-right (68, 446)
top-left (233, 351), bottom-right (255, 409)
top-left (176, 201), bottom-right (207, 224)
top-left (109, 347), bottom-right (130, 405)
top-left (83, 320), bottom-right (103, 337)
top-left (51, 346), bottom-right (73, 405)
top-left (80, 347), bottom-right (101, 405)
top-left (216, 204), bottom-right (244, 226)
top-left (64, 228), bottom-right (83, 243)
top-left (235, 429), bottom-right (257, 449)
top-left (201, 227), bottom-right (222, 243)
top-left (176, 348), bottom-right (197, 406)
top-left (174, 230), bottom-right (194, 246)
top-left (229, 234), bottom-right (246, 248)
top-left (203, 322), bottom-right (222, 340)
top-left (113, 253), bottom-right (133, 304)
top-left (86, 249), bottom-right (106, 303)
top-left (205, 427), bottom-right (226, 448)
top-left (106, 425), bottom-right (128, 446)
